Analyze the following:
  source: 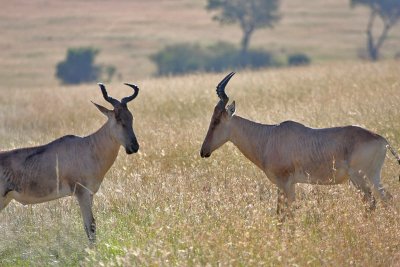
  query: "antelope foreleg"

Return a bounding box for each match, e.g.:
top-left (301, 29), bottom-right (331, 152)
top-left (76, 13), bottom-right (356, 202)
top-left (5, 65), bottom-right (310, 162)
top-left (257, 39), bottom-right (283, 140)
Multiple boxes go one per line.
top-left (0, 196), bottom-right (11, 211)
top-left (276, 182), bottom-right (296, 222)
top-left (276, 188), bottom-right (286, 217)
top-left (0, 180), bottom-right (12, 211)
top-left (76, 188), bottom-right (96, 244)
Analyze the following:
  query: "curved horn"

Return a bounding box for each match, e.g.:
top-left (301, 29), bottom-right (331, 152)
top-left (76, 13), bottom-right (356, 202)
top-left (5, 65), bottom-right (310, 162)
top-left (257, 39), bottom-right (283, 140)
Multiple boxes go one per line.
top-left (216, 72), bottom-right (235, 105)
top-left (121, 83), bottom-right (139, 104)
top-left (97, 83), bottom-right (120, 107)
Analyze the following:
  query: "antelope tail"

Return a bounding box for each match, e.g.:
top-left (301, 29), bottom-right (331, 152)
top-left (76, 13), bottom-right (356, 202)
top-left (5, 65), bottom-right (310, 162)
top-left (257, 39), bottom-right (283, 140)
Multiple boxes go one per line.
top-left (386, 143), bottom-right (400, 181)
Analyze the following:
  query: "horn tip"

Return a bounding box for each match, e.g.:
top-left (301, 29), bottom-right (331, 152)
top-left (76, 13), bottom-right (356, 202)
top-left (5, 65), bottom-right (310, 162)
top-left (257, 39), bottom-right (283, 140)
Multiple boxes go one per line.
top-left (124, 83), bottom-right (139, 90)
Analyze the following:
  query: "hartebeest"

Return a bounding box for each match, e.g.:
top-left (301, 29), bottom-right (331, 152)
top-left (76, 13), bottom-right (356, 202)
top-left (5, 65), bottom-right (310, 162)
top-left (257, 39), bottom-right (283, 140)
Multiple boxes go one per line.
top-left (0, 83), bottom-right (139, 242)
top-left (200, 72), bottom-right (400, 216)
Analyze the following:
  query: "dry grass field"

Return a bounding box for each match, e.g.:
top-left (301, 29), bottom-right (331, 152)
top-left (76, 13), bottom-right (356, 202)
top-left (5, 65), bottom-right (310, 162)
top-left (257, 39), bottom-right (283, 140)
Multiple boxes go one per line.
top-left (0, 61), bottom-right (399, 266)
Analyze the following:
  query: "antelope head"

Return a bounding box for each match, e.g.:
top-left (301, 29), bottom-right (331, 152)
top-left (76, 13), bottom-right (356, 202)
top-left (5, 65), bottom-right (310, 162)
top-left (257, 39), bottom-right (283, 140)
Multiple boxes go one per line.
top-left (94, 83), bottom-right (140, 154)
top-left (200, 72), bottom-right (236, 158)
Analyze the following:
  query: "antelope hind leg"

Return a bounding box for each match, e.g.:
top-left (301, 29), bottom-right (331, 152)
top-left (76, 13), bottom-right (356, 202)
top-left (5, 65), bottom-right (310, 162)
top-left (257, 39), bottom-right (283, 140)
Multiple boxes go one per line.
top-left (349, 169), bottom-right (376, 211)
top-left (371, 173), bottom-right (393, 205)
top-left (368, 145), bottom-right (393, 203)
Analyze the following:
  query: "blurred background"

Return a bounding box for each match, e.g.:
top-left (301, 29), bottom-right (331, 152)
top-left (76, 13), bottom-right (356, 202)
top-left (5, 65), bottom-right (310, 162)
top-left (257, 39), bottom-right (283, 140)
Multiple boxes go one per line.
top-left (1, 0), bottom-right (399, 89)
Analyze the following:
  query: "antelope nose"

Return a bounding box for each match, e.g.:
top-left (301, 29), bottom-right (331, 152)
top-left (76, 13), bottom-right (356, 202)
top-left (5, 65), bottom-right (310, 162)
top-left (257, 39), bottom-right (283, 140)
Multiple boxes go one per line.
top-left (200, 150), bottom-right (210, 158)
top-left (126, 142), bottom-right (139, 154)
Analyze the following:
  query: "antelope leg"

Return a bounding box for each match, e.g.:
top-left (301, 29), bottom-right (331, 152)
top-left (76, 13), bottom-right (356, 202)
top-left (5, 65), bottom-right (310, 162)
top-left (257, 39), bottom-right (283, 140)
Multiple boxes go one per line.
top-left (76, 187), bottom-right (96, 243)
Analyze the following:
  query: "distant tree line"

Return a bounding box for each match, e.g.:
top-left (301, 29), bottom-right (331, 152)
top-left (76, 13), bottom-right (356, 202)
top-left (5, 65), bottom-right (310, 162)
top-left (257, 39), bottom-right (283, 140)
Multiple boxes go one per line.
top-left (151, 0), bottom-right (307, 76)
top-left (151, 42), bottom-right (309, 76)
top-left (151, 0), bottom-right (400, 76)
top-left (151, 42), bottom-right (280, 76)
top-left (55, 0), bottom-right (400, 83)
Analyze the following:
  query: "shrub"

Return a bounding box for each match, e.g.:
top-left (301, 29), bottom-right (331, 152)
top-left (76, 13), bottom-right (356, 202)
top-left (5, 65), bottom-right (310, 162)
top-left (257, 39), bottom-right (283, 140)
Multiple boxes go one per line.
top-left (151, 42), bottom-right (279, 76)
top-left (288, 53), bottom-right (311, 66)
top-left (204, 42), bottom-right (239, 72)
top-left (56, 47), bottom-right (115, 84)
top-left (150, 44), bottom-right (206, 76)
top-left (244, 49), bottom-right (276, 69)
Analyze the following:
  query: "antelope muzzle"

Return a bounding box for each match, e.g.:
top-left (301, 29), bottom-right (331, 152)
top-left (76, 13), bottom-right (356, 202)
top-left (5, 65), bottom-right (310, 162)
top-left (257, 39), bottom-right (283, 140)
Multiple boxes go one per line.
top-left (200, 145), bottom-right (211, 158)
top-left (126, 139), bottom-right (139, 154)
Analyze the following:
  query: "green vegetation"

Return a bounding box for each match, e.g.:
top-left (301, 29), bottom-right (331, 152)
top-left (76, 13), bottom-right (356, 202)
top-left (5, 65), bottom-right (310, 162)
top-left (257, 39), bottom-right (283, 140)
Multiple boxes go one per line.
top-left (150, 43), bottom-right (205, 76)
top-left (56, 47), bottom-right (116, 85)
top-left (288, 53), bottom-right (311, 66)
top-left (56, 47), bottom-right (101, 84)
top-left (151, 42), bottom-right (279, 76)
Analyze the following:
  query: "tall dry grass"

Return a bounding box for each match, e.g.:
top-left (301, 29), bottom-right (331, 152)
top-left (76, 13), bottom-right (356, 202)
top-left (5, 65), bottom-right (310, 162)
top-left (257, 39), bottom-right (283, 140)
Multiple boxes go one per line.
top-left (0, 61), bottom-right (400, 266)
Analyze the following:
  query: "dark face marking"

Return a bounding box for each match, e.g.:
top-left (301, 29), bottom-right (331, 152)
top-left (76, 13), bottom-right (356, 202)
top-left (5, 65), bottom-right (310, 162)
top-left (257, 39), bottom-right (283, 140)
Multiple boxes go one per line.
top-left (200, 104), bottom-right (227, 158)
top-left (114, 106), bottom-right (139, 154)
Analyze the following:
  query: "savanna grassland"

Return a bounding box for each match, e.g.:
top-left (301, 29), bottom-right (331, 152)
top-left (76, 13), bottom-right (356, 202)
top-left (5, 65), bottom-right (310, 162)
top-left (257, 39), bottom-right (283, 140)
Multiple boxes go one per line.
top-left (1, 0), bottom-right (400, 266)
top-left (0, 62), bottom-right (400, 266)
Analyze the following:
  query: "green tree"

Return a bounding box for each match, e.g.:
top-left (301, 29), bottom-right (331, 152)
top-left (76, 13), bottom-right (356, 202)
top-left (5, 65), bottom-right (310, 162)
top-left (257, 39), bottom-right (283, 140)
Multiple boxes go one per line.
top-left (351, 0), bottom-right (400, 60)
top-left (207, 0), bottom-right (280, 59)
top-left (56, 47), bottom-right (101, 84)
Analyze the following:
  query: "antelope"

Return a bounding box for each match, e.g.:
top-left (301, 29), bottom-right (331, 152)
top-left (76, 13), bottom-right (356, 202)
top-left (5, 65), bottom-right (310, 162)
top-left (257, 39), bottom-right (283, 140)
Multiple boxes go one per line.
top-left (0, 83), bottom-right (140, 243)
top-left (200, 72), bottom-right (400, 217)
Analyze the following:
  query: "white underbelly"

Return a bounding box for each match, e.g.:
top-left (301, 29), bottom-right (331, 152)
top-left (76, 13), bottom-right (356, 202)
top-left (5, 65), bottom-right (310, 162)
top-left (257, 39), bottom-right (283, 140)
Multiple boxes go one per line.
top-left (8, 187), bottom-right (72, 205)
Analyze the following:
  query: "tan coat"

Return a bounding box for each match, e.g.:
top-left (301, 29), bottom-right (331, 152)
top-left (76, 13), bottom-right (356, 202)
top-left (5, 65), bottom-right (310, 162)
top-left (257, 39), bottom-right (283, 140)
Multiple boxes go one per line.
top-left (201, 73), bottom-right (399, 217)
top-left (0, 83), bottom-right (140, 243)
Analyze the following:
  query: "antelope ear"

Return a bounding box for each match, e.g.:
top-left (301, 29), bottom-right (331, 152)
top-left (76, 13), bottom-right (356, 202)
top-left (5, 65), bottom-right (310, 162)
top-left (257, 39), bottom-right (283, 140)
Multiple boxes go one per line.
top-left (92, 101), bottom-right (113, 118)
top-left (226, 101), bottom-right (236, 117)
